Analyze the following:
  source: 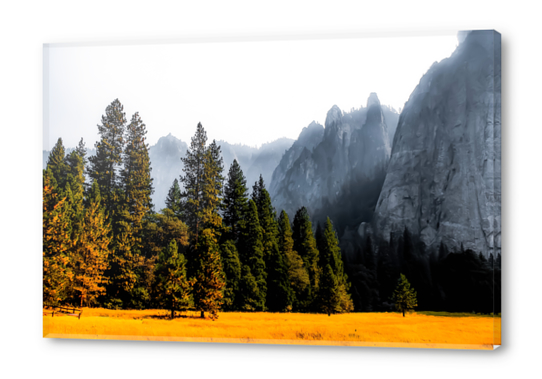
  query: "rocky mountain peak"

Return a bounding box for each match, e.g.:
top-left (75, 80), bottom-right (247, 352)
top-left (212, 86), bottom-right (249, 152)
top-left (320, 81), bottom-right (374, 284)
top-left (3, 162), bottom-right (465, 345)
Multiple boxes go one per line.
top-left (366, 93), bottom-right (384, 125)
top-left (325, 105), bottom-right (343, 130)
top-left (365, 30), bottom-right (501, 257)
top-left (366, 92), bottom-right (381, 108)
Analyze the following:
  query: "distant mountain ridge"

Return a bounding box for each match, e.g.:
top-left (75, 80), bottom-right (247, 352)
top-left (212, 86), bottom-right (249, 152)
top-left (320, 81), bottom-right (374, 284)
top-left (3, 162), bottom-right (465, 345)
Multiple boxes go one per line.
top-left (269, 94), bottom-right (400, 237)
top-left (44, 134), bottom-right (294, 212)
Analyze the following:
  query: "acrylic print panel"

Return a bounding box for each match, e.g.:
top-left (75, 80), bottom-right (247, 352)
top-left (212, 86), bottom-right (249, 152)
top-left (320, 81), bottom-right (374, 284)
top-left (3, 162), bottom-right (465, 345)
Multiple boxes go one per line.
top-left (42, 30), bottom-right (501, 349)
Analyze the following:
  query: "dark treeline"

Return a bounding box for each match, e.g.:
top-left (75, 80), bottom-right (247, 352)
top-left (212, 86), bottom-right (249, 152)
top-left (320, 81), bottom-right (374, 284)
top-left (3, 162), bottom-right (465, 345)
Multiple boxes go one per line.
top-left (43, 99), bottom-right (353, 319)
top-left (347, 228), bottom-right (501, 314)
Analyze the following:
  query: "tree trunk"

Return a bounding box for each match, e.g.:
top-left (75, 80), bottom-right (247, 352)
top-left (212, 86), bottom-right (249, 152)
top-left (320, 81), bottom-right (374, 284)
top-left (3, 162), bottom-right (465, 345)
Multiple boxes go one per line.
top-left (201, 310), bottom-right (205, 319)
top-left (403, 309), bottom-right (405, 317)
top-left (171, 308), bottom-right (174, 319)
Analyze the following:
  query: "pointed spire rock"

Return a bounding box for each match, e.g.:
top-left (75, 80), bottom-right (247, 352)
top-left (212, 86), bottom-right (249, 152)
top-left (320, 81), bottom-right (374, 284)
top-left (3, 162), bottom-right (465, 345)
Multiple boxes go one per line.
top-left (366, 92), bottom-right (381, 108)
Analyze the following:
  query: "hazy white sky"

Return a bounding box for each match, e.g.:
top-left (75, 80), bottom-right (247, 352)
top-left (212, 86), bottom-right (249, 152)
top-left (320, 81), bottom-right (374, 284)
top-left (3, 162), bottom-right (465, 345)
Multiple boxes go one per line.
top-left (44, 33), bottom-right (459, 150)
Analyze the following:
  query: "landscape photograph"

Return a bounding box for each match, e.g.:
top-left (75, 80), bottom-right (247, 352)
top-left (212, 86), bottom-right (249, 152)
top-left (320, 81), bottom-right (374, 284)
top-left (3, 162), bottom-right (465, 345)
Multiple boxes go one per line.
top-left (42, 30), bottom-right (501, 349)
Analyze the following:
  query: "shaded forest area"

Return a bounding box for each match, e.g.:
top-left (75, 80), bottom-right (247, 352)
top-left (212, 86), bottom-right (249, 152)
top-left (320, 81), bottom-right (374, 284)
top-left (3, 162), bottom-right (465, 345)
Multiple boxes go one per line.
top-left (347, 229), bottom-right (501, 314)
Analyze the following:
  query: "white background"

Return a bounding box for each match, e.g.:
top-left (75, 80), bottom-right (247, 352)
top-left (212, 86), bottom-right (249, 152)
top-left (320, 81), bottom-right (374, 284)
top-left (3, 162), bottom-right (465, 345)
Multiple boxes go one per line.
top-left (0, 1), bottom-right (538, 378)
top-left (44, 34), bottom-right (458, 149)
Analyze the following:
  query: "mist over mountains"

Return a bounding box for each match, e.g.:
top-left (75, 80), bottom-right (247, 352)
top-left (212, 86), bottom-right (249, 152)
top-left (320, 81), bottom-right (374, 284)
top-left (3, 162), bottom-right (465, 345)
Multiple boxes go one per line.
top-left (148, 134), bottom-right (294, 211)
top-left (44, 135), bottom-right (294, 212)
top-left (268, 94), bottom-right (400, 239)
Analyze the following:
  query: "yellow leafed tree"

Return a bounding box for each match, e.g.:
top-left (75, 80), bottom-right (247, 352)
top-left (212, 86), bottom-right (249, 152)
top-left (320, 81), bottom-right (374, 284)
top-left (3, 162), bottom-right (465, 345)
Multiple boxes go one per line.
top-left (43, 170), bottom-right (72, 305)
top-left (72, 196), bottom-right (112, 307)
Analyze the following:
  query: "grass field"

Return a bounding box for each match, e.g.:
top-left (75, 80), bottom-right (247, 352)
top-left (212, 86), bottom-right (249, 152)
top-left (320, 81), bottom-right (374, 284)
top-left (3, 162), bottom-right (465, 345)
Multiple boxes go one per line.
top-left (43, 308), bottom-right (501, 350)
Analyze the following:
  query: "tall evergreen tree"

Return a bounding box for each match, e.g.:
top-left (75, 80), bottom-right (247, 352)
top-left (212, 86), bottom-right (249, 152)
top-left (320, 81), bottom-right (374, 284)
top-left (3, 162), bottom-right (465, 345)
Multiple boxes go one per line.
top-left (238, 199), bottom-right (266, 310)
top-left (222, 159), bottom-right (249, 240)
top-left (265, 245), bottom-right (294, 312)
top-left (238, 265), bottom-right (260, 311)
top-left (75, 138), bottom-right (88, 167)
top-left (192, 228), bottom-right (225, 320)
top-left (43, 169), bottom-right (72, 305)
top-left (121, 112), bottom-right (154, 229)
top-left (319, 264), bottom-right (341, 316)
top-left (181, 125), bottom-right (226, 319)
top-left (106, 192), bottom-right (138, 308)
top-left (251, 175), bottom-right (265, 218)
top-left (71, 187), bottom-right (111, 307)
top-left (278, 210), bottom-right (310, 311)
top-left (201, 139), bottom-right (224, 231)
top-left (316, 217), bottom-right (353, 313)
top-left (88, 99), bottom-right (127, 214)
top-left (165, 178), bottom-right (184, 219)
top-left (64, 147), bottom-right (86, 241)
top-left (252, 176), bottom-right (293, 311)
top-left (292, 206), bottom-right (319, 310)
top-left (47, 138), bottom-right (68, 191)
top-left (154, 240), bottom-right (192, 319)
top-left (180, 122), bottom-right (207, 246)
top-left (219, 240), bottom-right (242, 311)
top-left (117, 112), bottom-right (155, 307)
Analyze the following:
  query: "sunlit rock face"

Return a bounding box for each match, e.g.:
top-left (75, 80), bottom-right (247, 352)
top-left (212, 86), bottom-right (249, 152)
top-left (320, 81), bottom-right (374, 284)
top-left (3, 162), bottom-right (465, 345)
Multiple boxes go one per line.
top-left (269, 94), bottom-right (399, 229)
top-left (366, 30), bottom-right (501, 257)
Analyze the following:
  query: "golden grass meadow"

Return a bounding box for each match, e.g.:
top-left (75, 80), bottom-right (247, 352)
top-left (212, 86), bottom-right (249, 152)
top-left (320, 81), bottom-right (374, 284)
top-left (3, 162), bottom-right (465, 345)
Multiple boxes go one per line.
top-left (43, 309), bottom-right (501, 350)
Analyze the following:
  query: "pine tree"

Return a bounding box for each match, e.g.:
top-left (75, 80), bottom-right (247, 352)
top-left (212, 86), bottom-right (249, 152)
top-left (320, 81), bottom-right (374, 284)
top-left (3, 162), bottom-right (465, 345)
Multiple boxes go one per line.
top-left (238, 199), bottom-right (266, 310)
top-left (140, 208), bottom-right (190, 309)
top-left (121, 112), bottom-right (154, 229)
top-left (222, 159), bottom-right (249, 240)
top-left (251, 175), bottom-right (265, 219)
top-left (316, 217), bottom-right (353, 313)
top-left (319, 264), bottom-right (341, 316)
top-left (165, 178), bottom-right (184, 219)
top-left (292, 206), bottom-right (319, 310)
top-left (192, 228), bottom-right (225, 320)
top-left (88, 99), bottom-right (127, 214)
top-left (71, 188), bottom-right (111, 307)
top-left (75, 138), bottom-right (88, 167)
top-left (182, 125), bottom-right (226, 319)
top-left (265, 245), bottom-right (294, 312)
top-left (219, 240), bottom-right (241, 311)
top-left (47, 138), bottom-right (68, 191)
top-left (106, 196), bottom-right (138, 308)
top-left (238, 265), bottom-right (260, 311)
top-left (64, 148), bottom-right (86, 244)
top-left (180, 122), bottom-right (207, 245)
top-left (154, 240), bottom-right (192, 319)
top-left (251, 176), bottom-right (293, 312)
top-left (278, 210), bottom-right (310, 311)
top-left (201, 139), bottom-right (224, 231)
top-left (117, 112), bottom-right (154, 306)
top-left (43, 169), bottom-right (72, 305)
top-left (391, 273), bottom-right (418, 317)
